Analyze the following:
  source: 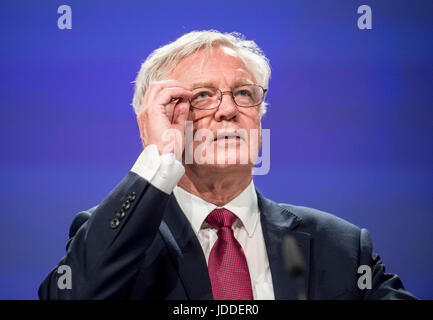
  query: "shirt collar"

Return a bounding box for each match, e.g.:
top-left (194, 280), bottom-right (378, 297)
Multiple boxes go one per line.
top-left (173, 180), bottom-right (260, 237)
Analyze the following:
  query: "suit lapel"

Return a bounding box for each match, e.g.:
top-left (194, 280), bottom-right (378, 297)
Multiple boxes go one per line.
top-left (160, 194), bottom-right (213, 300)
top-left (257, 190), bottom-right (311, 300)
top-left (158, 188), bottom-right (310, 300)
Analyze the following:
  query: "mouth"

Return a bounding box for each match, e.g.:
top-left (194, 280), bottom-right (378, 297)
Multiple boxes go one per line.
top-left (213, 134), bottom-right (243, 142)
top-left (215, 136), bottom-right (240, 141)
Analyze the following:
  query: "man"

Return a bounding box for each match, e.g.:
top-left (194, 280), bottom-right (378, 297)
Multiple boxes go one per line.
top-left (39, 30), bottom-right (416, 300)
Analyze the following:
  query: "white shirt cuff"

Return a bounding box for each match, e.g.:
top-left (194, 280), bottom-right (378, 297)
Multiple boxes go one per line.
top-left (131, 144), bottom-right (185, 194)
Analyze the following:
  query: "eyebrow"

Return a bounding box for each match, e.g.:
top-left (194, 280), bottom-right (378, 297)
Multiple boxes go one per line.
top-left (191, 80), bottom-right (254, 90)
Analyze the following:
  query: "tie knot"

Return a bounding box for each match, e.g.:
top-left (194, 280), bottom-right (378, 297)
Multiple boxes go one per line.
top-left (205, 208), bottom-right (237, 229)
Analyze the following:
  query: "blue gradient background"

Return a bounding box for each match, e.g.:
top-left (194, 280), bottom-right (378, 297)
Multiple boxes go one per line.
top-left (0, 0), bottom-right (432, 299)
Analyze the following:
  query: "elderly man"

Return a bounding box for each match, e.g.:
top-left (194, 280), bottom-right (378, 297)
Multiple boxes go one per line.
top-left (39, 30), bottom-right (416, 300)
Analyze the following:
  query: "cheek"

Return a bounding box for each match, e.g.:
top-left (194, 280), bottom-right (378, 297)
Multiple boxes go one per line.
top-left (189, 109), bottom-right (215, 123)
top-left (243, 110), bottom-right (261, 131)
top-left (245, 115), bottom-right (262, 149)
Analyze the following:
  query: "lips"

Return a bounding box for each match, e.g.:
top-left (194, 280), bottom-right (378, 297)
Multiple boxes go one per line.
top-left (214, 135), bottom-right (241, 141)
top-left (213, 131), bottom-right (244, 142)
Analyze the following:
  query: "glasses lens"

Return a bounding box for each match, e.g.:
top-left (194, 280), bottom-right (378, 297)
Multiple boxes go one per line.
top-left (190, 87), bottom-right (220, 109)
top-left (233, 85), bottom-right (264, 107)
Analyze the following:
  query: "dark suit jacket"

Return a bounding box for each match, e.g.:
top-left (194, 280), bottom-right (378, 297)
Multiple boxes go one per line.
top-left (38, 172), bottom-right (416, 299)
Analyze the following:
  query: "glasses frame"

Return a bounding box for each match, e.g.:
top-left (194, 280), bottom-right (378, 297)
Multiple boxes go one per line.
top-left (189, 84), bottom-right (268, 110)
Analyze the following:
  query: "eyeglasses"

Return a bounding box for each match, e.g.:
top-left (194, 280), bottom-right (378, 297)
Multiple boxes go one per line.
top-left (189, 84), bottom-right (267, 110)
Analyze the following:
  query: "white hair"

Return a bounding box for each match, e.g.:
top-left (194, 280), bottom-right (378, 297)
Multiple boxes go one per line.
top-left (131, 30), bottom-right (271, 116)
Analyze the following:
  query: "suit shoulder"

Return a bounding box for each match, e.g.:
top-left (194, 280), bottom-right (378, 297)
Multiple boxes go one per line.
top-left (280, 203), bottom-right (361, 240)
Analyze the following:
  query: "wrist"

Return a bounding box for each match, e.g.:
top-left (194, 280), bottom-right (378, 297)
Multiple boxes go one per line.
top-left (131, 144), bottom-right (185, 194)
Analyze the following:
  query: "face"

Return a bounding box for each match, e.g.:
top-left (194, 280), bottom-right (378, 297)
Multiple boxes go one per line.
top-left (169, 46), bottom-right (262, 171)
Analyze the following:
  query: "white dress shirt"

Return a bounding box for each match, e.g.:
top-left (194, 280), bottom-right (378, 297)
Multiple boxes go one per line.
top-left (131, 145), bottom-right (275, 300)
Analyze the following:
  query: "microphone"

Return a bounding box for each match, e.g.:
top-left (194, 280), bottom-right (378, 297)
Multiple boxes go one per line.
top-left (282, 235), bottom-right (307, 300)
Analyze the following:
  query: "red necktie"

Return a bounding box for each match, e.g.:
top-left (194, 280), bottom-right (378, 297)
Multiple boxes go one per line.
top-left (205, 208), bottom-right (254, 300)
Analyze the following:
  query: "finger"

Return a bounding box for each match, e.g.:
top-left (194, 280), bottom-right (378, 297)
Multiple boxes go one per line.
top-left (152, 79), bottom-right (192, 90)
top-left (145, 81), bottom-right (192, 108)
top-left (139, 87), bottom-right (192, 126)
top-left (156, 86), bottom-right (193, 102)
top-left (167, 100), bottom-right (192, 125)
top-left (172, 99), bottom-right (190, 125)
top-left (160, 89), bottom-right (193, 122)
top-left (166, 98), bottom-right (181, 123)
top-left (140, 84), bottom-right (189, 116)
top-left (138, 84), bottom-right (192, 131)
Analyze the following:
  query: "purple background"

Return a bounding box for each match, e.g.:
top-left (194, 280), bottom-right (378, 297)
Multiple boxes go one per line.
top-left (0, 0), bottom-right (432, 299)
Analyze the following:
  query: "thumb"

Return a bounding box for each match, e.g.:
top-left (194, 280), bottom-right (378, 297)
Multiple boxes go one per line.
top-left (172, 100), bottom-right (190, 126)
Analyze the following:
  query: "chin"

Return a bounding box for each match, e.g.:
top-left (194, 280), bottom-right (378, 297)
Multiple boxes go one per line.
top-left (198, 160), bottom-right (254, 171)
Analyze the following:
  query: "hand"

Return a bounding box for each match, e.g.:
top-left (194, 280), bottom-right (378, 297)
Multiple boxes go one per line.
top-left (136, 80), bottom-right (193, 157)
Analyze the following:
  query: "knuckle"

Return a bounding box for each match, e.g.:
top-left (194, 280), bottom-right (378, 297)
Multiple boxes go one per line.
top-left (149, 81), bottom-right (161, 87)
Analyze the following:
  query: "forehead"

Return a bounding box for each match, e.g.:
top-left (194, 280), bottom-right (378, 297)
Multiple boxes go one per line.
top-left (169, 46), bottom-right (256, 86)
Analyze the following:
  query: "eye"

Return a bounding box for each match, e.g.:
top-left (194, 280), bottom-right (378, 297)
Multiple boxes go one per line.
top-left (191, 88), bottom-right (215, 101)
top-left (234, 87), bottom-right (254, 98)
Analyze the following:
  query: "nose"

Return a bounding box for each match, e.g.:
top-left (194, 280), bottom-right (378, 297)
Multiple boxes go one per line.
top-left (214, 91), bottom-right (239, 122)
